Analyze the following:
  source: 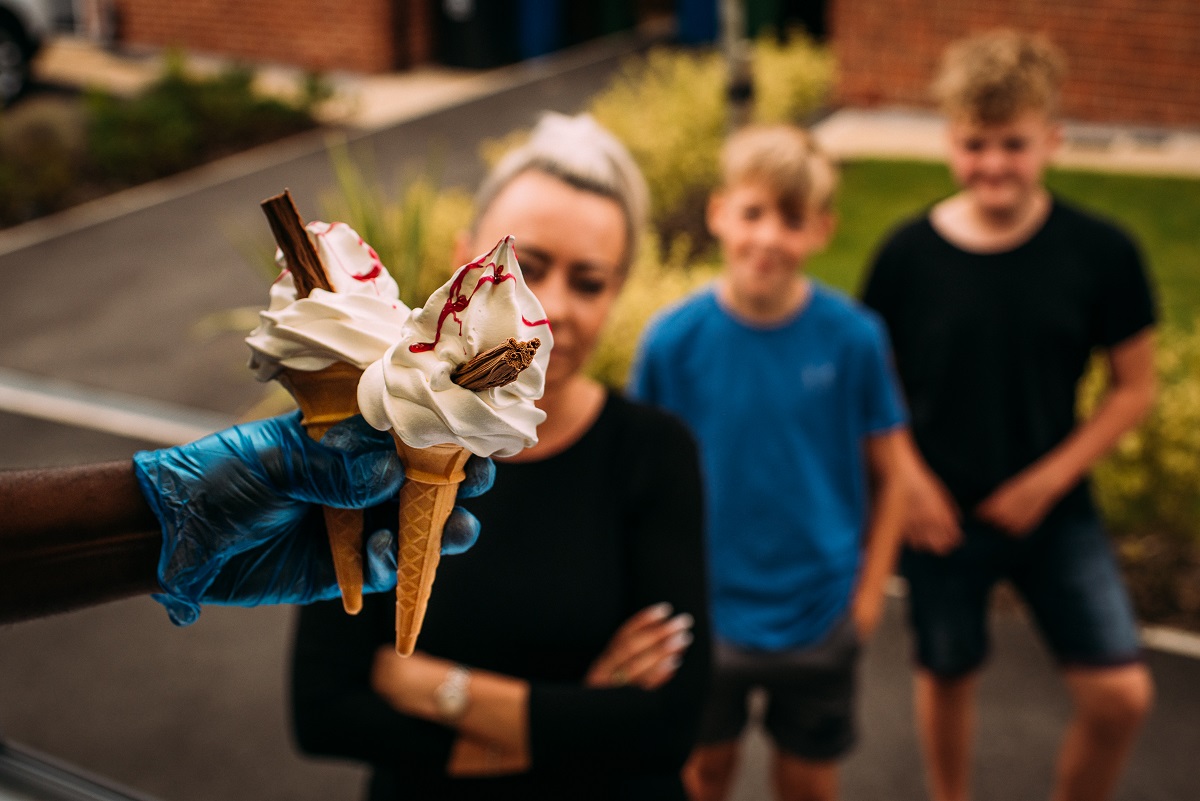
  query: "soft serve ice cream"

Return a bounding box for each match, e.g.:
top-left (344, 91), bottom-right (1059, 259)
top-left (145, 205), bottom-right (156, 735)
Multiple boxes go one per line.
top-left (358, 235), bottom-right (550, 654)
top-left (246, 215), bottom-right (407, 617)
top-left (246, 221), bottom-right (410, 379)
top-left (359, 235), bottom-right (551, 459)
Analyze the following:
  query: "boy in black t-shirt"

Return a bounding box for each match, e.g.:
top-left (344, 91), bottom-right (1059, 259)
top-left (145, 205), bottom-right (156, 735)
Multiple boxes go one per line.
top-left (861, 30), bottom-right (1157, 801)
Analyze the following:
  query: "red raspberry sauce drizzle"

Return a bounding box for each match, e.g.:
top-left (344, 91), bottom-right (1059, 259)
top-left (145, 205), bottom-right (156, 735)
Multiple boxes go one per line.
top-left (316, 222), bottom-right (384, 286)
top-left (409, 255), bottom-right (516, 353)
top-left (270, 223), bottom-right (387, 294)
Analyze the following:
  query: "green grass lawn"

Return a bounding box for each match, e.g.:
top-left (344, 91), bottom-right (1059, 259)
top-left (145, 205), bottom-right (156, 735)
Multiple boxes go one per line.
top-left (808, 160), bottom-right (1200, 327)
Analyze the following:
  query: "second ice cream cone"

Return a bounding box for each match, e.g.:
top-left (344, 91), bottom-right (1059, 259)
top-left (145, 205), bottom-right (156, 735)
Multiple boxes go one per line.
top-left (393, 438), bottom-right (471, 656)
top-left (279, 361), bottom-right (367, 615)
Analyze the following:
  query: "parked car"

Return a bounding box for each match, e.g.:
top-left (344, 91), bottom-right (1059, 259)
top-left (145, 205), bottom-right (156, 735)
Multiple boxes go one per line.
top-left (0, 0), bottom-right (54, 106)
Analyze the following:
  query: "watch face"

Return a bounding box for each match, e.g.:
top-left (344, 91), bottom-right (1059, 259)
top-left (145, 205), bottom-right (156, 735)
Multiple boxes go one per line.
top-left (437, 687), bottom-right (466, 717)
top-left (436, 666), bottom-right (470, 720)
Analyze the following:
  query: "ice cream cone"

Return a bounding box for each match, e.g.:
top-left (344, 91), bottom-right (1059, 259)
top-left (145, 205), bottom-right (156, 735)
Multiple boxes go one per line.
top-left (278, 361), bottom-right (367, 615)
top-left (392, 438), bottom-right (471, 656)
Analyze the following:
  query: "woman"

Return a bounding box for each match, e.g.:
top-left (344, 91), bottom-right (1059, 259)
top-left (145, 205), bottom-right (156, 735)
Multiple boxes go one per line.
top-left (290, 113), bottom-right (710, 800)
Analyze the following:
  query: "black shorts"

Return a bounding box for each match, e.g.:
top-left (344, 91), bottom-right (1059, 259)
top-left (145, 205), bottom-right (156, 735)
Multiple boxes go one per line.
top-left (696, 616), bottom-right (860, 761)
top-left (902, 514), bottom-right (1143, 677)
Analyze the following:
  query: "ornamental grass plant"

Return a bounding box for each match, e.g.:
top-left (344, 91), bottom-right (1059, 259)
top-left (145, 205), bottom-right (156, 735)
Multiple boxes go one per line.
top-left (319, 141), bottom-right (473, 310)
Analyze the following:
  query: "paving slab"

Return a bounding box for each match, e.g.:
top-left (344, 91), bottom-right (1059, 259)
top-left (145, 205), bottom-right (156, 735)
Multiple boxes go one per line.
top-left (814, 107), bottom-right (1200, 177)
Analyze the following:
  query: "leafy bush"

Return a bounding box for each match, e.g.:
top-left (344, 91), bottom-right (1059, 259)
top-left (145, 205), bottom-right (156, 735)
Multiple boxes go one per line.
top-left (586, 31), bottom-right (833, 254)
top-left (1080, 322), bottom-right (1200, 545)
top-left (0, 98), bottom-right (87, 224)
top-left (588, 47), bottom-right (726, 250)
top-left (0, 51), bottom-right (319, 227)
top-left (485, 34), bottom-right (829, 380)
top-left (752, 31), bottom-right (836, 126)
top-left (1077, 321), bottom-right (1200, 624)
top-left (85, 85), bottom-right (197, 185)
top-left (86, 53), bottom-right (315, 187)
top-left (586, 232), bottom-right (718, 388)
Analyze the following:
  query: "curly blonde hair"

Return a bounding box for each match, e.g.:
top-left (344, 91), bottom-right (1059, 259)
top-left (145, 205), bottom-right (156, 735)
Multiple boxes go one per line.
top-left (933, 29), bottom-right (1067, 123)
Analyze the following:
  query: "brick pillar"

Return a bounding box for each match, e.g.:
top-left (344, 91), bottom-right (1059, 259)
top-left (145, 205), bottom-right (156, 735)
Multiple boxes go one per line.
top-left (396, 0), bottom-right (435, 68)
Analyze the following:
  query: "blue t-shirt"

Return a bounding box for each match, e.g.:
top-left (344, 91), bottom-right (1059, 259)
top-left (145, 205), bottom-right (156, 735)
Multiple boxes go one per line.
top-left (630, 282), bottom-right (906, 650)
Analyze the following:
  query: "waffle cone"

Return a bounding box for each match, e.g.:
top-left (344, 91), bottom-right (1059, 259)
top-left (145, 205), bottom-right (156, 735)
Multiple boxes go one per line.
top-left (279, 362), bottom-right (366, 614)
top-left (393, 438), bottom-right (470, 656)
top-left (278, 362), bottom-right (364, 440)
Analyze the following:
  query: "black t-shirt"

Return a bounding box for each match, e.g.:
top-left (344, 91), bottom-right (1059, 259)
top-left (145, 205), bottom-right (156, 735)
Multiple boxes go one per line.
top-left (291, 392), bottom-right (709, 801)
top-left (861, 198), bottom-right (1156, 519)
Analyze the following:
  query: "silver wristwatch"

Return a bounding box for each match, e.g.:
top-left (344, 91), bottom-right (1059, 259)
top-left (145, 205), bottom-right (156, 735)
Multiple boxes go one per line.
top-left (435, 664), bottom-right (471, 723)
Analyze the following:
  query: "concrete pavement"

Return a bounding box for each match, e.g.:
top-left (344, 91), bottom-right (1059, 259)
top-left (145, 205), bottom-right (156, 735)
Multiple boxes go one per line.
top-left (814, 106), bottom-right (1200, 177)
top-left (33, 29), bottom-right (662, 134)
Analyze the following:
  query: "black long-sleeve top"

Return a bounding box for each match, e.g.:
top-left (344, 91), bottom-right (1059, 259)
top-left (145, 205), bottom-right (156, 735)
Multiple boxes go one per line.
top-left (291, 392), bottom-right (710, 800)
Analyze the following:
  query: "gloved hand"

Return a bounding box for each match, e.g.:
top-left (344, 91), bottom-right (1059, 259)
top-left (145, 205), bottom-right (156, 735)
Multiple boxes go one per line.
top-left (132, 412), bottom-right (494, 625)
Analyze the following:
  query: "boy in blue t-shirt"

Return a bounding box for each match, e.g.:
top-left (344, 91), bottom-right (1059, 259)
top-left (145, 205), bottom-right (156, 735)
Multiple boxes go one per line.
top-left (630, 125), bottom-right (907, 801)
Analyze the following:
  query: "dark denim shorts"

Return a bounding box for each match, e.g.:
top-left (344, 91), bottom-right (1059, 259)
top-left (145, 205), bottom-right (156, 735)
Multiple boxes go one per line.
top-left (697, 615), bottom-right (859, 761)
top-left (901, 512), bottom-right (1142, 677)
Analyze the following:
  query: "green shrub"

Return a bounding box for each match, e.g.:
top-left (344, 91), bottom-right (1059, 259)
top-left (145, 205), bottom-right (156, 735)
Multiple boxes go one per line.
top-left (0, 98), bottom-right (87, 225)
top-left (0, 51), bottom-right (320, 228)
top-left (1080, 321), bottom-right (1200, 545)
top-left (752, 30), bottom-right (836, 125)
top-left (587, 232), bottom-right (719, 388)
top-left (588, 47), bottom-right (725, 249)
top-left (86, 52), bottom-right (315, 188)
top-left (85, 86), bottom-right (197, 185)
top-left (587, 31), bottom-right (832, 254)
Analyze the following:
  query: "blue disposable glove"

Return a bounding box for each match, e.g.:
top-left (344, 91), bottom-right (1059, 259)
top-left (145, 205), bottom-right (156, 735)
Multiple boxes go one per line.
top-left (132, 412), bottom-right (494, 625)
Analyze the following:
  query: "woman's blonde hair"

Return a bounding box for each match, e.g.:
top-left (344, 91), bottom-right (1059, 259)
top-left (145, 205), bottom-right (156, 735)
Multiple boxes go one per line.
top-left (472, 113), bottom-right (649, 272)
top-left (933, 29), bottom-right (1067, 123)
top-left (718, 123), bottom-right (837, 222)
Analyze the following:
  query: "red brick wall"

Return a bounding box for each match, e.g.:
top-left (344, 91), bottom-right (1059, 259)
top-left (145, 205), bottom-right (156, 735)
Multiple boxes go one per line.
top-left (830, 0), bottom-right (1200, 127)
top-left (115, 0), bottom-right (423, 73)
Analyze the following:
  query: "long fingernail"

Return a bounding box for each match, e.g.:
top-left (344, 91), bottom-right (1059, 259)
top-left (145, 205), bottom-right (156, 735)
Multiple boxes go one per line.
top-left (647, 602), bottom-right (673, 620)
top-left (664, 654), bottom-right (683, 671)
top-left (670, 612), bottom-right (694, 630)
top-left (669, 631), bottom-right (694, 649)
